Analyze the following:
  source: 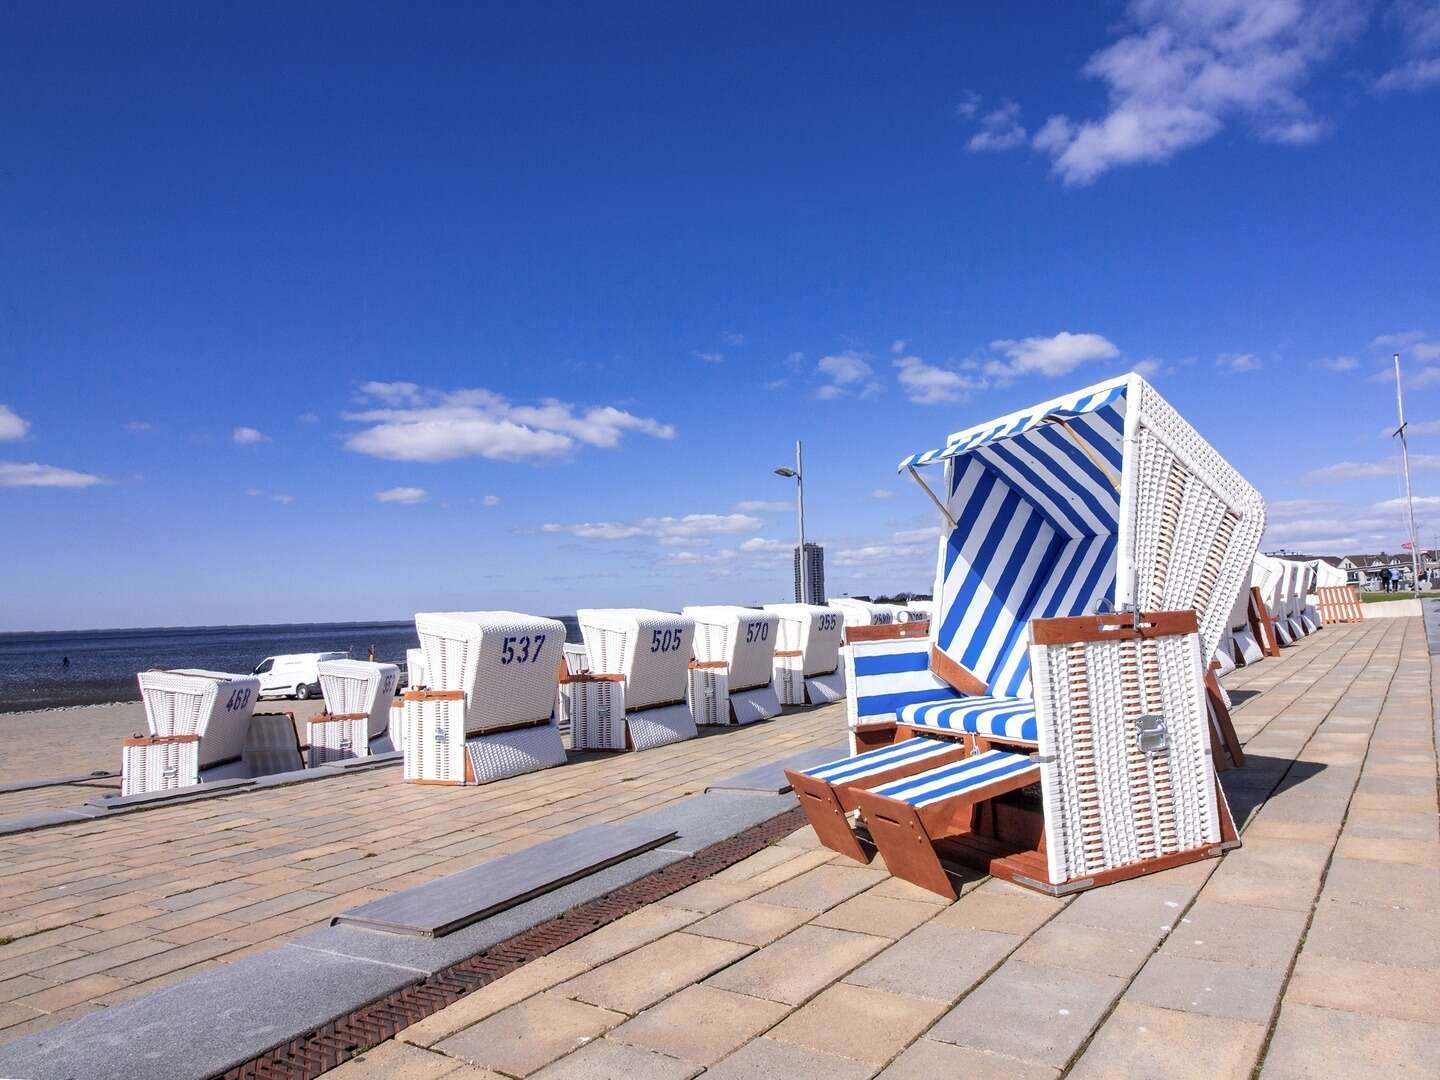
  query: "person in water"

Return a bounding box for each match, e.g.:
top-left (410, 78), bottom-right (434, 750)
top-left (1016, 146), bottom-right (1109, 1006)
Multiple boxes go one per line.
top-left (62, 656), bottom-right (70, 669)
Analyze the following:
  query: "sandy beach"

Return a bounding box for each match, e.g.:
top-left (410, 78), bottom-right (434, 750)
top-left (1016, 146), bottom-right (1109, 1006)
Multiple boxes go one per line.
top-left (0, 699), bottom-right (332, 785)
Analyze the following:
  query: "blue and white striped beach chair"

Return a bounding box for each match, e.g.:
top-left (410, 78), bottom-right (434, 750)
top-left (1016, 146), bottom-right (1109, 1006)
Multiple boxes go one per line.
top-left (808, 373), bottom-right (1262, 886)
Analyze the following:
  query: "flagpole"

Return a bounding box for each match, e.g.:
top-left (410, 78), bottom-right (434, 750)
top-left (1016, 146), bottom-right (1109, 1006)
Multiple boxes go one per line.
top-left (1393, 353), bottom-right (1423, 597)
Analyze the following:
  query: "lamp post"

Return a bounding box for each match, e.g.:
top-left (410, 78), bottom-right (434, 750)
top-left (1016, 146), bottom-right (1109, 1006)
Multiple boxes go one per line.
top-left (774, 440), bottom-right (808, 604)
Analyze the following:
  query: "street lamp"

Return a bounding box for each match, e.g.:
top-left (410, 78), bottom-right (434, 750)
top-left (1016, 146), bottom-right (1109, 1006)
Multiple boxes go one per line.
top-left (774, 441), bottom-right (808, 604)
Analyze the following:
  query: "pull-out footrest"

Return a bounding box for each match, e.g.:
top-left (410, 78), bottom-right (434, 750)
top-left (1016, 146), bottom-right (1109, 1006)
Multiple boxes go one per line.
top-left (785, 736), bottom-right (970, 863)
top-left (852, 749), bottom-right (1040, 898)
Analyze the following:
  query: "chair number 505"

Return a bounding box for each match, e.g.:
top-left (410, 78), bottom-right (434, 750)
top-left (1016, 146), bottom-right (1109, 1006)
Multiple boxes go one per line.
top-left (500, 634), bottom-right (546, 664)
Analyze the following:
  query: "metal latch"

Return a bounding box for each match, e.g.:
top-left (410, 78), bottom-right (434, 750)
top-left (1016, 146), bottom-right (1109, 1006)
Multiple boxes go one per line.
top-left (1136, 715), bottom-right (1169, 756)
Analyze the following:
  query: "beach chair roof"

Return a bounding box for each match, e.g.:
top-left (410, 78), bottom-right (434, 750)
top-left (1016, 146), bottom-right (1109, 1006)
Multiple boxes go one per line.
top-left (898, 372), bottom-right (1263, 699)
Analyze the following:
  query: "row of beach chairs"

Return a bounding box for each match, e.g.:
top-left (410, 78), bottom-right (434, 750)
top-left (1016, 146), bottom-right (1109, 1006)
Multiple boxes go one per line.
top-left (120, 599), bottom-right (925, 795)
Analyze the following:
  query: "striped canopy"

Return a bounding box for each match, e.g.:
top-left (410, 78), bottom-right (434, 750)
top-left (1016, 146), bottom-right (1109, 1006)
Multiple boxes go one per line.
top-left (912, 376), bottom-right (1130, 700)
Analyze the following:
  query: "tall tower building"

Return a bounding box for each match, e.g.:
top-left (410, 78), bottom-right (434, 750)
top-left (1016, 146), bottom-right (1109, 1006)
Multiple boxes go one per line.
top-left (793, 542), bottom-right (826, 604)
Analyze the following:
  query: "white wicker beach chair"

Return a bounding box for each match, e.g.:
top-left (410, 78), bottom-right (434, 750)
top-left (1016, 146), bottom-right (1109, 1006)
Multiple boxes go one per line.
top-left (797, 372), bottom-right (1260, 882)
top-left (763, 603), bottom-right (846, 705)
top-left (309, 659), bottom-right (399, 765)
top-left (565, 609), bottom-right (699, 751)
top-left (1223, 568), bottom-right (1264, 667)
top-left (124, 669), bottom-right (262, 795)
top-left (829, 598), bottom-right (895, 635)
top-left (681, 606), bottom-right (783, 723)
top-left (1252, 555), bottom-right (1292, 645)
top-left (894, 601), bottom-right (933, 624)
top-left (406, 611), bottom-right (567, 784)
top-left (854, 611), bottom-right (1237, 897)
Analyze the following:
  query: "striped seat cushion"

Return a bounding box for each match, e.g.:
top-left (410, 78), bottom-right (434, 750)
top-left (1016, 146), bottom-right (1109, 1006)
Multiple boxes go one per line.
top-left (869, 749), bottom-right (1038, 809)
top-left (898, 696), bottom-right (1038, 744)
top-left (801, 737), bottom-right (958, 786)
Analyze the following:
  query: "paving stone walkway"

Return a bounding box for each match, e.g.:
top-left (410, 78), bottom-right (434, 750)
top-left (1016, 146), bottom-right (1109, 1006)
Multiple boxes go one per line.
top-left (0, 705), bottom-right (845, 1042)
top-left (324, 618), bottom-right (1438, 1080)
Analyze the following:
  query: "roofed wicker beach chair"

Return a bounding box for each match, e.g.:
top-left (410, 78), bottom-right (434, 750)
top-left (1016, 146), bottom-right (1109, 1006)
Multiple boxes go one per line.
top-left (829, 598), bottom-right (895, 635)
top-left (1220, 568), bottom-right (1264, 669)
top-left (564, 609), bottom-right (698, 751)
top-left (124, 669), bottom-right (262, 795)
top-left (682, 606), bottom-right (783, 724)
top-left (895, 600), bottom-right (933, 623)
top-left (403, 611), bottom-right (567, 784)
top-left (763, 603), bottom-right (847, 705)
top-left (1251, 554), bottom-right (1292, 646)
top-left (790, 372), bottom-right (1262, 895)
top-left (406, 647), bottom-right (427, 690)
top-left (309, 659), bottom-right (400, 765)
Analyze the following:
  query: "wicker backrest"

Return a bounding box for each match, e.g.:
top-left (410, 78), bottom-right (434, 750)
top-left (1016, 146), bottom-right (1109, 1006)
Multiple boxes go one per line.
top-left (764, 603), bottom-right (844, 677)
top-left (318, 659), bottom-right (399, 740)
top-left (682, 606), bottom-right (779, 692)
top-left (137, 669), bottom-right (259, 769)
top-left (577, 608), bottom-right (694, 710)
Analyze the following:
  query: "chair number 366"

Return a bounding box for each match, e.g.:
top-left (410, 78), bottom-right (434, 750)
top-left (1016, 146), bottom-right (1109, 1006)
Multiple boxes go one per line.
top-left (500, 635), bottom-right (546, 664)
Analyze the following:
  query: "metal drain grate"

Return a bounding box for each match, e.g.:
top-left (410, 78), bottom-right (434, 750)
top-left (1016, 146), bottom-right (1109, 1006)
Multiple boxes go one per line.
top-left (221, 805), bottom-right (808, 1079)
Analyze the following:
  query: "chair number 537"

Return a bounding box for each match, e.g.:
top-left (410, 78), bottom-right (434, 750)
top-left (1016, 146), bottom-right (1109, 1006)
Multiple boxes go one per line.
top-left (500, 635), bottom-right (546, 664)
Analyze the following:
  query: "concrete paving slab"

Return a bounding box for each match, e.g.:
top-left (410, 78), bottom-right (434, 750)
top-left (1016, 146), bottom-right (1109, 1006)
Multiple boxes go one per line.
top-left (705, 925), bottom-right (889, 1006)
top-left (334, 821), bottom-right (679, 937)
top-left (844, 923), bottom-right (1018, 1003)
top-left (332, 1040), bottom-right (504, 1079)
top-left (435, 993), bottom-right (625, 1077)
top-left (702, 1036), bottom-right (876, 1080)
top-left (0, 945), bottom-right (420, 1080)
top-left (1285, 952), bottom-right (1440, 1024)
top-left (607, 985), bottom-right (789, 1066)
top-left (1261, 1002), bottom-right (1440, 1079)
top-left (1161, 899), bottom-right (1308, 969)
top-left (767, 982), bottom-right (947, 1065)
top-left (687, 900), bottom-right (815, 947)
top-left (926, 960), bottom-right (1126, 1070)
top-left (878, 1039), bottom-right (1059, 1080)
top-left (556, 932), bottom-right (753, 1015)
top-left (530, 1037), bottom-right (702, 1080)
top-left (1069, 1000), bottom-right (1267, 1079)
top-left (1126, 952), bottom-right (1286, 1024)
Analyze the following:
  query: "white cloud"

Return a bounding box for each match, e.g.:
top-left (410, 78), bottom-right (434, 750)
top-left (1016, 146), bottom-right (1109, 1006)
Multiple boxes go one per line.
top-left (1371, 330), bottom-right (1427, 350)
top-left (542, 512), bottom-right (762, 543)
top-left (1399, 420), bottom-right (1440, 436)
top-left (233, 426), bottom-right (270, 445)
top-left (0, 462), bottom-right (104, 488)
top-left (954, 90), bottom-right (982, 119)
top-left (1303, 453), bottom-right (1440, 482)
top-left (124, 420), bottom-right (153, 432)
top-left (692, 351), bottom-right (724, 364)
top-left (870, 488), bottom-right (896, 500)
top-left (967, 100), bottom-right (1028, 151)
top-left (1315, 356), bottom-right (1358, 371)
top-left (734, 500), bottom-right (791, 513)
top-left (483, 494), bottom-right (501, 507)
top-left (298, 412), bottom-right (320, 424)
top-left (0, 405), bottom-right (30, 442)
top-left (832, 543), bottom-right (931, 566)
top-left (815, 351), bottom-right (881, 399)
top-left (737, 537), bottom-right (793, 554)
top-left (985, 331), bottom-right (1119, 378)
top-left (1216, 352), bottom-right (1262, 372)
top-left (1262, 493), bottom-right (1440, 553)
top-left (722, 331), bottom-right (747, 346)
top-left (246, 488), bottom-right (263, 497)
top-left (359, 381), bottom-right (423, 405)
top-left (342, 384), bottom-right (675, 463)
top-left (1132, 358), bottom-right (1165, 378)
top-left (270, 494), bottom-right (295, 505)
top-left (890, 340), bottom-right (908, 355)
top-left (1376, 0), bottom-right (1440, 92)
top-left (891, 526), bottom-right (942, 543)
top-left (375, 486), bottom-right (428, 504)
top-left (894, 355), bottom-right (985, 404)
top-left (1032, 0), bottom-right (1369, 185)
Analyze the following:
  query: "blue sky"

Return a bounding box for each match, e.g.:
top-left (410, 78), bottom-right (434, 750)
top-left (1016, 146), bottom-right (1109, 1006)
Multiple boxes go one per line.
top-left (3, 1), bottom-right (1439, 631)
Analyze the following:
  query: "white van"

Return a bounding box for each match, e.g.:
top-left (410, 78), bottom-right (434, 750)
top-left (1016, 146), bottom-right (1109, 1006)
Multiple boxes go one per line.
top-left (251, 652), bottom-right (347, 700)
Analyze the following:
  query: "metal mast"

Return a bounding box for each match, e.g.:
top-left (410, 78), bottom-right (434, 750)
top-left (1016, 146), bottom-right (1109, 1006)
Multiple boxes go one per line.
top-left (1393, 353), bottom-right (1423, 597)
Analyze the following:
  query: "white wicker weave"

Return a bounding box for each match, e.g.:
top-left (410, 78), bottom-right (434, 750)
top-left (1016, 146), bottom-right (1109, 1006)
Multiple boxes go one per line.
top-left (414, 611), bottom-right (565, 732)
top-left (135, 669), bottom-right (260, 771)
top-left (389, 698), bottom-right (406, 754)
top-left (773, 652), bottom-right (806, 705)
top-left (318, 659), bottom-right (399, 742)
top-left (562, 676), bottom-right (627, 751)
top-left (1029, 624), bottom-right (1222, 887)
top-left (406, 647), bottom-right (427, 689)
top-left (464, 721), bottom-right (567, 782)
top-left (401, 692), bottom-right (467, 783)
top-left (688, 665), bottom-right (730, 725)
top-left (121, 738), bottom-right (200, 796)
top-left (682, 606), bottom-right (780, 691)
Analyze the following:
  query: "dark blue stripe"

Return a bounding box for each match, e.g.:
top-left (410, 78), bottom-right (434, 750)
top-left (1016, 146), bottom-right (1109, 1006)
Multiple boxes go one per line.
top-left (938, 487), bottom-right (1023, 652)
top-left (1032, 425), bottom-right (1117, 524)
top-left (987, 531), bottom-right (1067, 693)
top-left (1074, 406), bottom-right (1125, 470)
top-left (980, 442), bottom-right (1084, 535)
top-left (961, 511), bottom-right (1047, 677)
top-left (853, 650), bottom-right (929, 677)
top-left (942, 461), bottom-right (999, 583)
top-left (856, 687), bottom-right (958, 719)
